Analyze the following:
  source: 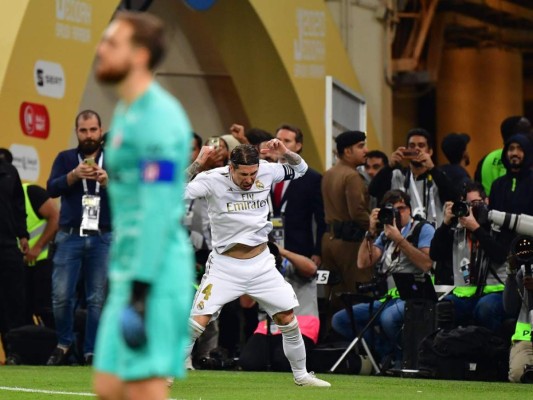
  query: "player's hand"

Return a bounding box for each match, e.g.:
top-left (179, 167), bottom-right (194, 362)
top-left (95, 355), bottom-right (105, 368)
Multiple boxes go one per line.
top-left (120, 281), bottom-right (150, 349)
top-left (260, 138), bottom-right (287, 157)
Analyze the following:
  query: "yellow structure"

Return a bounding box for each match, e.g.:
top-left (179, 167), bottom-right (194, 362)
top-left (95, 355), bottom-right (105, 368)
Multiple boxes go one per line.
top-left (1, 0), bottom-right (380, 185)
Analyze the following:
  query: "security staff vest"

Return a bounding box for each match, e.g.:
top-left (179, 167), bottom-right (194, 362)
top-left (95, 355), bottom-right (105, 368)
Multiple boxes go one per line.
top-left (22, 183), bottom-right (48, 263)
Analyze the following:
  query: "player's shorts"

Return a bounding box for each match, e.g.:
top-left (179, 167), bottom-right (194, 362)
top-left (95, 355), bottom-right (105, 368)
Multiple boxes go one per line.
top-left (191, 246), bottom-right (299, 320)
top-left (94, 277), bottom-right (191, 381)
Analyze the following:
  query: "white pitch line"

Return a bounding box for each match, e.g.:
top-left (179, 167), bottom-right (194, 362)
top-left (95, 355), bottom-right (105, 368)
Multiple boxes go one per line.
top-left (0, 386), bottom-right (178, 400)
top-left (0, 386), bottom-right (95, 396)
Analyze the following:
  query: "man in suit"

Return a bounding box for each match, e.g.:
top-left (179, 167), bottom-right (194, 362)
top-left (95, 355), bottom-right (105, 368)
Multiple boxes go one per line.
top-left (272, 124), bottom-right (326, 265)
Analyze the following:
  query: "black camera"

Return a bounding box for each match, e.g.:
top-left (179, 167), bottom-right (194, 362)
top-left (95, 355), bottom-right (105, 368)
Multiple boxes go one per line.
top-left (357, 274), bottom-right (388, 298)
top-left (521, 364), bottom-right (533, 383)
top-left (378, 203), bottom-right (400, 227)
top-left (198, 347), bottom-right (235, 370)
top-left (451, 201), bottom-right (469, 218)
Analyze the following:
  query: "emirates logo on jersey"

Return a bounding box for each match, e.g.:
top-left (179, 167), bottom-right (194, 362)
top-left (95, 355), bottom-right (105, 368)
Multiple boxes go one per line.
top-left (255, 180), bottom-right (264, 189)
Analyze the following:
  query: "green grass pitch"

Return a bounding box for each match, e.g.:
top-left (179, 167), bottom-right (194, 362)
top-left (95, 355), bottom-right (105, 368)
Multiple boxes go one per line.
top-left (0, 367), bottom-right (530, 399)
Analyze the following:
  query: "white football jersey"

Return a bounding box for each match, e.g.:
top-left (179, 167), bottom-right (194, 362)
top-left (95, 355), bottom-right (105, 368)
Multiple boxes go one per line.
top-left (185, 159), bottom-right (307, 253)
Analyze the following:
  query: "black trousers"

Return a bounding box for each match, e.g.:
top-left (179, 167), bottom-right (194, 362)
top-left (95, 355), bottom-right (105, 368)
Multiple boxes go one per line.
top-left (0, 247), bottom-right (26, 341)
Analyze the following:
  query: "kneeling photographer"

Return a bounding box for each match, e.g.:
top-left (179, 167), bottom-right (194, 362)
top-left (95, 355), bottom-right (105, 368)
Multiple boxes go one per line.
top-left (430, 182), bottom-right (511, 333)
top-left (504, 236), bottom-right (533, 383)
top-left (331, 190), bottom-right (435, 368)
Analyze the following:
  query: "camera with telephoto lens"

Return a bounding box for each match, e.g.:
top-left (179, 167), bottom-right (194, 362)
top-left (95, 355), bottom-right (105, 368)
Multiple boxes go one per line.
top-left (451, 201), bottom-right (469, 218)
top-left (377, 203), bottom-right (400, 227)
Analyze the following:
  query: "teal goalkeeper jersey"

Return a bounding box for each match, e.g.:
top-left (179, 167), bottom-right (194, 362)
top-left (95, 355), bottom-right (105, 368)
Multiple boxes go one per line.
top-left (104, 82), bottom-right (193, 290)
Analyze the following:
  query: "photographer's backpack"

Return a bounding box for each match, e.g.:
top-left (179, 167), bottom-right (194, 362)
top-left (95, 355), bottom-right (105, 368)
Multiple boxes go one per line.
top-left (417, 325), bottom-right (509, 381)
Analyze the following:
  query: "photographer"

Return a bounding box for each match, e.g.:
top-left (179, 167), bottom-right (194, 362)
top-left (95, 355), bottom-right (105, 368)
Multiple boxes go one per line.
top-left (239, 241), bottom-right (319, 372)
top-left (430, 182), bottom-right (510, 333)
top-left (331, 190), bottom-right (434, 368)
top-left (368, 128), bottom-right (459, 227)
top-left (504, 238), bottom-right (533, 383)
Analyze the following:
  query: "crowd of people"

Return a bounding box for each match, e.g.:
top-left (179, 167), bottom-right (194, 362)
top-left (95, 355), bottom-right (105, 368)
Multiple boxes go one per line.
top-left (1, 10), bottom-right (533, 400)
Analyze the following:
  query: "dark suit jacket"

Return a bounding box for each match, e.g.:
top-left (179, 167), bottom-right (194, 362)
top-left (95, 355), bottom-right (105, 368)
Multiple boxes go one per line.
top-left (271, 167), bottom-right (326, 258)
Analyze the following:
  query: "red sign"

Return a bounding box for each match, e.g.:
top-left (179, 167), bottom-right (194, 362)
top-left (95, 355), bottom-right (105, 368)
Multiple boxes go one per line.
top-left (19, 102), bottom-right (50, 139)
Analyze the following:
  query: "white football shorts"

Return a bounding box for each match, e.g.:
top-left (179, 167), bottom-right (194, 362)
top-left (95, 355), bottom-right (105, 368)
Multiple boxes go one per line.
top-left (191, 247), bottom-right (299, 319)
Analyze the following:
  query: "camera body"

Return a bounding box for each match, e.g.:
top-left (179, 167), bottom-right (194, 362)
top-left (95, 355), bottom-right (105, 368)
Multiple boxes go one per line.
top-left (357, 274), bottom-right (388, 298)
top-left (451, 201), bottom-right (469, 218)
top-left (402, 149), bottom-right (419, 159)
top-left (378, 203), bottom-right (400, 227)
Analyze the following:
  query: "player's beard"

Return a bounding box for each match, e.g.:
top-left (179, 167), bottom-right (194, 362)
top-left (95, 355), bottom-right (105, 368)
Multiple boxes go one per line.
top-left (95, 60), bottom-right (131, 84)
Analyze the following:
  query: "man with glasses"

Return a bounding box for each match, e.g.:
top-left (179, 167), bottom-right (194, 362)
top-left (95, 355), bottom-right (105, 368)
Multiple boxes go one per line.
top-left (430, 182), bottom-right (511, 332)
top-left (331, 190), bottom-right (435, 368)
top-left (369, 128), bottom-right (459, 227)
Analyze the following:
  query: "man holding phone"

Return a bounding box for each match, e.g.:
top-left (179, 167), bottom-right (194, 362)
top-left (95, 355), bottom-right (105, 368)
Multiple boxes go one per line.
top-left (46, 109), bottom-right (111, 366)
top-left (369, 128), bottom-right (459, 227)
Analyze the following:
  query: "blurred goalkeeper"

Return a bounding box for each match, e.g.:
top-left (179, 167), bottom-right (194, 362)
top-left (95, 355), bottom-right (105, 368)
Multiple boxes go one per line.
top-left (92, 11), bottom-right (193, 400)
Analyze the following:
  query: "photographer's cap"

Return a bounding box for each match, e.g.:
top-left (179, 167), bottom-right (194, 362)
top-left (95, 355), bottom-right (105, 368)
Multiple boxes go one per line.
top-left (335, 130), bottom-right (366, 154)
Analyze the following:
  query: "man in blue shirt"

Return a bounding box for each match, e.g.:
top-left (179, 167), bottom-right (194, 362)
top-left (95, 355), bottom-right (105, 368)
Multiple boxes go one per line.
top-left (46, 109), bottom-right (111, 366)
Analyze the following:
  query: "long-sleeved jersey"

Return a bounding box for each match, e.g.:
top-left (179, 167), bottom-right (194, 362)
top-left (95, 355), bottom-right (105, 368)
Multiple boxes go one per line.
top-left (104, 82), bottom-right (193, 287)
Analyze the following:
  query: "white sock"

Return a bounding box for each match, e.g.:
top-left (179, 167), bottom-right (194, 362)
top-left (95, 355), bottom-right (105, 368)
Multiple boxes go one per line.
top-left (184, 318), bottom-right (205, 358)
top-left (278, 317), bottom-right (308, 380)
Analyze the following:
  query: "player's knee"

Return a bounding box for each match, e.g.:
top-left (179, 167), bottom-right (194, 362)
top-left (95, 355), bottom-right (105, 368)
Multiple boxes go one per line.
top-left (273, 310), bottom-right (294, 326)
top-left (93, 374), bottom-right (122, 400)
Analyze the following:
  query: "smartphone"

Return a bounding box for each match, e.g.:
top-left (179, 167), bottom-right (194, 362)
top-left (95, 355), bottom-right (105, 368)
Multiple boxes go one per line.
top-left (206, 137), bottom-right (220, 149)
top-left (83, 157), bottom-right (96, 166)
top-left (402, 150), bottom-right (419, 159)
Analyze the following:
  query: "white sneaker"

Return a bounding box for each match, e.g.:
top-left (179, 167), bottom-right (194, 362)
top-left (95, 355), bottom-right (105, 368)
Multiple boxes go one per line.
top-left (166, 377), bottom-right (174, 388)
top-left (294, 372), bottom-right (331, 387)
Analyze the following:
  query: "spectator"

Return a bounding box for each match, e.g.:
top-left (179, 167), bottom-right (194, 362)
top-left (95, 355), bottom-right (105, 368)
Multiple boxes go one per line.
top-left (333, 190), bottom-right (435, 367)
top-left (191, 132), bottom-right (202, 163)
top-left (369, 128), bottom-right (459, 227)
top-left (475, 116), bottom-right (531, 195)
top-left (272, 124), bottom-right (326, 265)
top-left (430, 182), bottom-right (510, 332)
top-left (321, 131), bottom-right (371, 311)
top-left (358, 150), bottom-right (389, 210)
top-left (503, 246), bottom-right (533, 383)
top-left (46, 109), bottom-right (111, 366)
top-left (0, 149), bottom-right (29, 361)
top-left (489, 133), bottom-right (533, 252)
top-left (440, 132), bottom-right (472, 188)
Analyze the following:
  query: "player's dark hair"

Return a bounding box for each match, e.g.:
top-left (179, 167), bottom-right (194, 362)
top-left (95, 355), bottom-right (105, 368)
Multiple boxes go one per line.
top-left (230, 144), bottom-right (259, 168)
top-left (114, 11), bottom-right (166, 70)
top-left (75, 110), bottom-right (102, 129)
